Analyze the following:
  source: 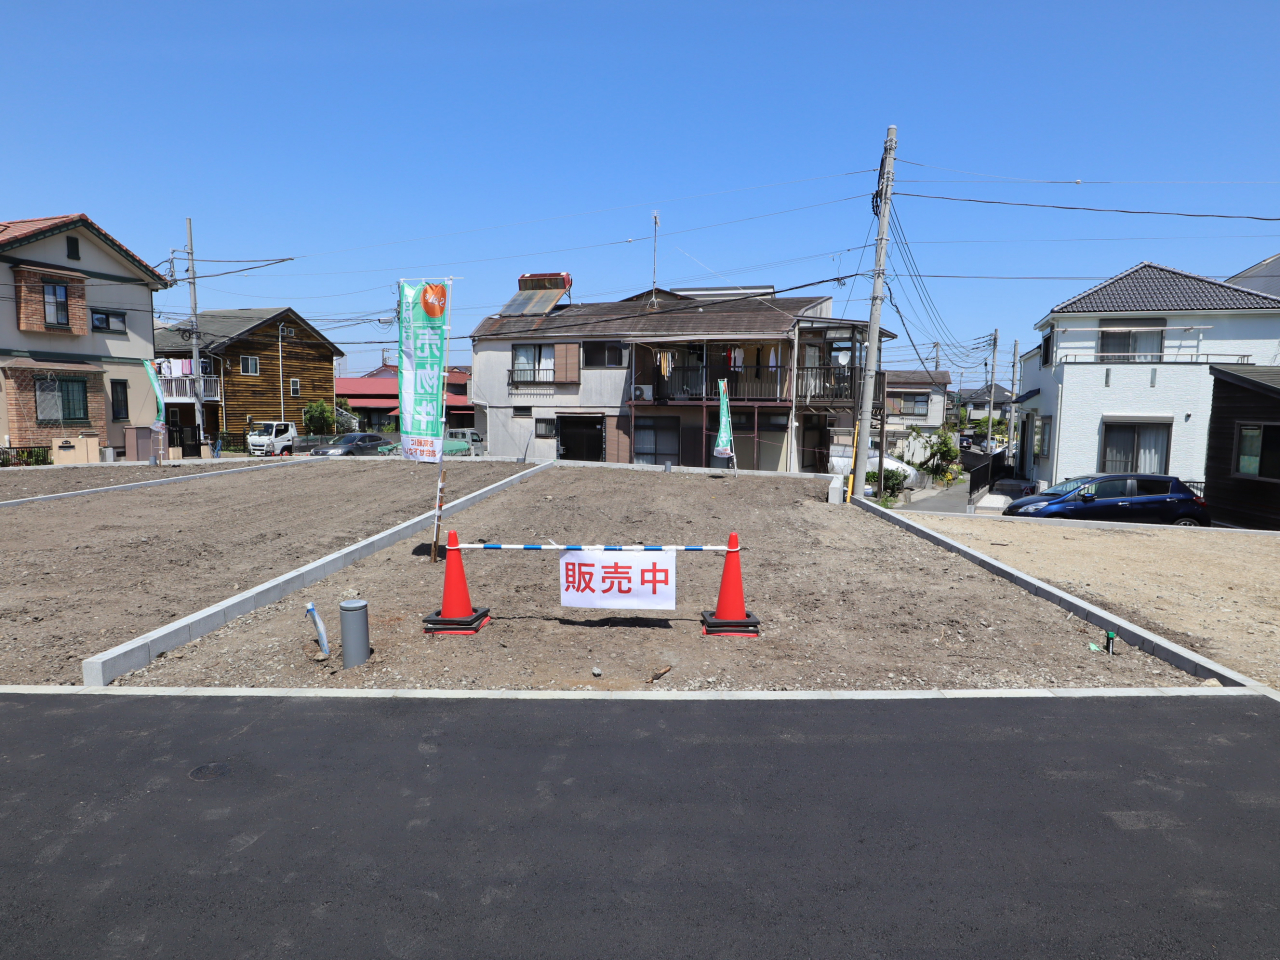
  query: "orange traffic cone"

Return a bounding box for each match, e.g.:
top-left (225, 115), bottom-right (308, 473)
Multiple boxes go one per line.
top-left (701, 532), bottom-right (760, 636)
top-left (423, 531), bottom-right (491, 635)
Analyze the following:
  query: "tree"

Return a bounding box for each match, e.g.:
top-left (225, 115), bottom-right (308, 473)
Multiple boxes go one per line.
top-left (909, 425), bottom-right (960, 479)
top-left (303, 400), bottom-right (335, 436)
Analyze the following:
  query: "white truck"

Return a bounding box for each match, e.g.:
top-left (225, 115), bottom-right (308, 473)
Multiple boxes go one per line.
top-left (247, 421), bottom-right (298, 456)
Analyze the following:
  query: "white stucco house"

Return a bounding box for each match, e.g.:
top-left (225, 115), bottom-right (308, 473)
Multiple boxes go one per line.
top-left (1014, 261), bottom-right (1280, 486)
top-left (882, 369), bottom-right (950, 461)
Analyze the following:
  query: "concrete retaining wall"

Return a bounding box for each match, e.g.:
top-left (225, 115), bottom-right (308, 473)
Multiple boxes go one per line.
top-left (82, 462), bottom-right (553, 686)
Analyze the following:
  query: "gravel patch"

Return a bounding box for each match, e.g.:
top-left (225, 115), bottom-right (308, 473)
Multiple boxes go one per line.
top-left (0, 459), bottom-right (264, 501)
top-left (912, 514), bottom-right (1280, 689)
top-left (121, 469), bottom-right (1192, 691)
top-left (0, 460), bottom-right (531, 684)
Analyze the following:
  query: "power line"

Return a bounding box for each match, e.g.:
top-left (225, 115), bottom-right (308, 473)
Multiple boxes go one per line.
top-left (897, 158), bottom-right (1280, 185)
top-left (897, 193), bottom-right (1280, 222)
top-left (284, 170), bottom-right (879, 262)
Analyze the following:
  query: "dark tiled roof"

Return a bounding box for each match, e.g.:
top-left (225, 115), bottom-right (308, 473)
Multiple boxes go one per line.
top-left (470, 296), bottom-right (848, 340)
top-left (1227, 253), bottom-right (1280, 299)
top-left (1052, 262), bottom-right (1280, 314)
top-left (154, 307), bottom-right (344, 356)
top-left (1210, 364), bottom-right (1280, 401)
top-left (956, 383), bottom-right (1014, 404)
top-left (885, 369), bottom-right (951, 387)
top-left (0, 213), bottom-right (168, 286)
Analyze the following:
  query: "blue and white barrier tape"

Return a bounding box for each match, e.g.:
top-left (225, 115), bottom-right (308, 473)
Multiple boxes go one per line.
top-left (455, 544), bottom-right (729, 552)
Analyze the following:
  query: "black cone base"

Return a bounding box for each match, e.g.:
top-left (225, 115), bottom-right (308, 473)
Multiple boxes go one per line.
top-left (700, 610), bottom-right (760, 636)
top-left (423, 606), bottom-right (491, 635)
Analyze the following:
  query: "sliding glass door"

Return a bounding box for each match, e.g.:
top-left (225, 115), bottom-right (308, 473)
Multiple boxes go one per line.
top-left (1101, 422), bottom-right (1170, 474)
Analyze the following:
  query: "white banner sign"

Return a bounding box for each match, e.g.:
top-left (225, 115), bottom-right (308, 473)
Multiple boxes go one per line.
top-left (559, 549), bottom-right (676, 610)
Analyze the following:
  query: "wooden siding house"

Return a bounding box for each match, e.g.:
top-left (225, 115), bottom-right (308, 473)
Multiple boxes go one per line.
top-left (153, 307), bottom-right (342, 450)
top-left (1205, 364), bottom-right (1280, 529)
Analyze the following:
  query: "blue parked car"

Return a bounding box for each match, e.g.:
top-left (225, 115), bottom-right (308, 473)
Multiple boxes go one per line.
top-left (1002, 474), bottom-right (1210, 526)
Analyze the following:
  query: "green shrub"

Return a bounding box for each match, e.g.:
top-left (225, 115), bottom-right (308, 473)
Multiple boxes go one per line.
top-left (303, 400), bottom-right (335, 436)
top-left (865, 468), bottom-right (909, 497)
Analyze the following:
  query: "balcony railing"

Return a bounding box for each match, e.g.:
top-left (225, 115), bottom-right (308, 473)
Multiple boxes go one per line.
top-left (160, 376), bottom-right (221, 401)
top-left (1055, 353), bottom-right (1251, 364)
top-left (796, 365), bottom-right (860, 403)
top-left (509, 367), bottom-right (571, 385)
top-left (655, 365), bottom-right (790, 401)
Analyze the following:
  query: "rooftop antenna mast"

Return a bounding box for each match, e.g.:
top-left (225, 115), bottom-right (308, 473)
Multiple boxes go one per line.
top-left (648, 211), bottom-right (660, 309)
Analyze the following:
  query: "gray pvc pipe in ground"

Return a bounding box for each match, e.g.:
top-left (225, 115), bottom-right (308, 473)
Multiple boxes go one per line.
top-left (340, 599), bottom-right (370, 669)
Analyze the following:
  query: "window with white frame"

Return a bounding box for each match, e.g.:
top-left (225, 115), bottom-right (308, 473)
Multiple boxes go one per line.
top-left (512, 344), bottom-right (555, 383)
top-left (241, 356), bottom-right (260, 375)
top-left (290, 378), bottom-right (300, 397)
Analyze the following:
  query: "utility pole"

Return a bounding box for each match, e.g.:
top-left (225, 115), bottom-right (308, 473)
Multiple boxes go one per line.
top-left (852, 124), bottom-right (898, 500)
top-left (933, 342), bottom-right (940, 371)
top-left (186, 218), bottom-right (206, 448)
top-left (983, 330), bottom-right (999, 452)
top-left (1009, 339), bottom-right (1019, 468)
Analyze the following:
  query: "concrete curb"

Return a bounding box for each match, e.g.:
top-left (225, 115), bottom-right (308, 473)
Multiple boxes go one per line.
top-left (548, 458), bottom-right (840, 482)
top-left (899, 508), bottom-right (1280, 536)
top-left (0, 684), bottom-right (1263, 701)
top-left (81, 461), bottom-right (553, 686)
top-left (846, 496), bottom-right (1280, 700)
top-left (0, 457), bottom-right (315, 508)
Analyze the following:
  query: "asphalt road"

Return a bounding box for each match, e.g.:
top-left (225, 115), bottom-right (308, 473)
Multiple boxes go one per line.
top-left (2, 692), bottom-right (1278, 959)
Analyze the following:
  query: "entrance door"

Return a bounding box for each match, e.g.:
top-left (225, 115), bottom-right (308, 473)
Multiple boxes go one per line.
top-left (557, 416), bottom-right (605, 461)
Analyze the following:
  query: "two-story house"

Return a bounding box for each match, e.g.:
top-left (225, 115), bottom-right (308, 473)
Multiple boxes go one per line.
top-left (153, 307), bottom-right (343, 453)
top-left (470, 274), bottom-right (889, 471)
top-left (1014, 262), bottom-right (1280, 485)
top-left (0, 214), bottom-right (168, 459)
top-left (882, 369), bottom-right (951, 460)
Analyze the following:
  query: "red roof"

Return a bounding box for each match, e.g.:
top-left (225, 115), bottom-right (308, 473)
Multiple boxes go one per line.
top-left (0, 214), bottom-right (168, 287)
top-left (336, 376), bottom-right (397, 398)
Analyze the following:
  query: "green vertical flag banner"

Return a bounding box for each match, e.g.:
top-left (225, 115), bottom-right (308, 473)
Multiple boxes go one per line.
top-left (713, 378), bottom-right (734, 460)
top-left (398, 279), bottom-right (450, 462)
top-left (143, 358), bottom-right (166, 429)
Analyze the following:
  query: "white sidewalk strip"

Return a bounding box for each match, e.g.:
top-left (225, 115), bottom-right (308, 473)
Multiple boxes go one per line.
top-left (0, 684), bottom-right (1264, 701)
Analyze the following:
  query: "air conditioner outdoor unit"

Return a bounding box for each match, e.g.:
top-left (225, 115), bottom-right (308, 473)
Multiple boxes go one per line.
top-left (633, 384), bottom-right (653, 401)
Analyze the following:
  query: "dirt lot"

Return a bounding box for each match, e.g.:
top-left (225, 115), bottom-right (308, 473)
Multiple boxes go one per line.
top-left (911, 515), bottom-right (1280, 688)
top-left (0, 460), bottom-right (530, 684)
top-left (122, 468), bottom-right (1193, 691)
top-left (0, 459), bottom-right (268, 502)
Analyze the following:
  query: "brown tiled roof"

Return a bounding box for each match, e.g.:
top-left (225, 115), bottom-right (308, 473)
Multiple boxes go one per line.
top-left (471, 295), bottom-right (852, 340)
top-left (0, 213), bottom-right (167, 286)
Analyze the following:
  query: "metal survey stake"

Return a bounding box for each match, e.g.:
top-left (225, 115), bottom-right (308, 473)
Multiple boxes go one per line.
top-left (431, 469), bottom-right (447, 562)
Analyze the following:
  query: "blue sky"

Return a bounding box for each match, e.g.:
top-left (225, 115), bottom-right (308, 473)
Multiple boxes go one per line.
top-left (7, 0), bottom-right (1280, 380)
